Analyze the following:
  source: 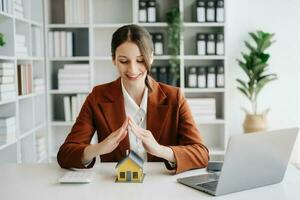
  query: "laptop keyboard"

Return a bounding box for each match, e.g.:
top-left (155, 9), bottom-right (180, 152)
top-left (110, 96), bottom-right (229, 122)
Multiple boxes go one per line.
top-left (197, 181), bottom-right (218, 191)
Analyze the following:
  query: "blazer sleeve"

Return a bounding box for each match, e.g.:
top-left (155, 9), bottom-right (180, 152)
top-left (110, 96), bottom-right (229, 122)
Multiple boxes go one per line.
top-left (57, 91), bottom-right (97, 169)
top-left (169, 89), bottom-right (209, 174)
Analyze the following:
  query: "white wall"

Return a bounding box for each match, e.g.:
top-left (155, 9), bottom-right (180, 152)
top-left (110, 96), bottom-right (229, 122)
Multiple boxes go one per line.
top-left (226, 0), bottom-right (300, 136)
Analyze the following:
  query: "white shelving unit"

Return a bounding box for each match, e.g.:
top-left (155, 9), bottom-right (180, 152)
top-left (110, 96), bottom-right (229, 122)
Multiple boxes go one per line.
top-left (45, 0), bottom-right (227, 161)
top-left (0, 0), bottom-right (48, 163)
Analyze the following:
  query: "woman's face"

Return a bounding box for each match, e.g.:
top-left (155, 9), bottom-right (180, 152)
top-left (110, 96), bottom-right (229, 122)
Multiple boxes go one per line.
top-left (113, 41), bottom-right (152, 88)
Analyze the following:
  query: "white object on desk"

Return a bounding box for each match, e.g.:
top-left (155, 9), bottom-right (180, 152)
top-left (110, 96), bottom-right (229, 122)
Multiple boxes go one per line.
top-left (59, 171), bottom-right (95, 183)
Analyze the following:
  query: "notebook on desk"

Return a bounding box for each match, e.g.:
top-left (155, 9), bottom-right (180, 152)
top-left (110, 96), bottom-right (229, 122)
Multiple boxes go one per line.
top-left (177, 128), bottom-right (299, 196)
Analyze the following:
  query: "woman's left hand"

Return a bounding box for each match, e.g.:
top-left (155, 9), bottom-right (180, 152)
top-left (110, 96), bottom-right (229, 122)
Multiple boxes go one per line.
top-left (128, 117), bottom-right (161, 157)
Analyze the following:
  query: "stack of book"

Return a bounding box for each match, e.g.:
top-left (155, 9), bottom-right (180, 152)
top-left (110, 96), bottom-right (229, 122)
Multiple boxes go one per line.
top-left (17, 64), bottom-right (32, 95)
top-left (187, 98), bottom-right (216, 122)
top-left (0, 62), bottom-right (15, 101)
top-left (63, 94), bottom-right (88, 122)
top-left (33, 78), bottom-right (45, 93)
top-left (64, 0), bottom-right (88, 24)
top-left (32, 27), bottom-right (43, 57)
top-left (36, 135), bottom-right (47, 161)
top-left (15, 34), bottom-right (28, 57)
top-left (58, 64), bottom-right (89, 91)
top-left (0, 116), bottom-right (16, 145)
top-left (13, 0), bottom-right (23, 18)
top-left (0, 0), bottom-right (13, 13)
top-left (48, 31), bottom-right (73, 57)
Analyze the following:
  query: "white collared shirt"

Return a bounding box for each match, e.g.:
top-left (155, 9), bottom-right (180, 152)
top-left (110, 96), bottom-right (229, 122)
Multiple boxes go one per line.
top-left (121, 81), bottom-right (148, 161)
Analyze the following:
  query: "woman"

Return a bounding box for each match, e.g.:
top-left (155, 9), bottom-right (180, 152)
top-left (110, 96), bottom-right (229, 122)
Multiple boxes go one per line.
top-left (57, 24), bottom-right (209, 174)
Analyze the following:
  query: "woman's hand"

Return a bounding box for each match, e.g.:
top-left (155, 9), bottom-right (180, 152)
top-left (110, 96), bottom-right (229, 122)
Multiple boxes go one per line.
top-left (129, 117), bottom-right (176, 163)
top-left (82, 117), bottom-right (129, 164)
top-left (129, 117), bottom-right (162, 156)
top-left (98, 117), bottom-right (129, 155)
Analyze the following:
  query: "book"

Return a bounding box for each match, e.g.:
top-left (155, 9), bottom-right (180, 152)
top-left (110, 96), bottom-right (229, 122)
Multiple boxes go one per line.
top-left (60, 31), bottom-right (67, 57)
top-left (67, 32), bottom-right (74, 57)
top-left (64, 0), bottom-right (70, 24)
top-left (63, 64), bottom-right (89, 70)
top-left (32, 27), bottom-right (42, 57)
top-left (0, 116), bottom-right (16, 127)
top-left (58, 73), bottom-right (89, 79)
top-left (0, 68), bottom-right (14, 76)
top-left (0, 62), bottom-right (14, 68)
top-left (0, 125), bottom-right (16, 134)
top-left (59, 79), bottom-right (89, 85)
top-left (0, 133), bottom-right (16, 144)
top-left (71, 95), bottom-right (77, 121)
top-left (54, 31), bottom-right (61, 57)
top-left (0, 91), bottom-right (15, 101)
top-left (0, 84), bottom-right (15, 92)
top-left (63, 96), bottom-right (71, 122)
top-left (0, 76), bottom-right (14, 84)
top-left (66, 32), bottom-right (73, 57)
top-left (48, 32), bottom-right (54, 57)
top-left (59, 85), bottom-right (90, 91)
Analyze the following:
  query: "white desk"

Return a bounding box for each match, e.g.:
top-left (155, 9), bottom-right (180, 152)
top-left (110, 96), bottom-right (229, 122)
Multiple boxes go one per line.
top-left (0, 163), bottom-right (299, 200)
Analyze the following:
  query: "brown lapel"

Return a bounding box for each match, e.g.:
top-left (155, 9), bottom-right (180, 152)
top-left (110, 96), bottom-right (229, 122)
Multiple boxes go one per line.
top-left (97, 78), bottom-right (129, 157)
top-left (147, 77), bottom-right (169, 143)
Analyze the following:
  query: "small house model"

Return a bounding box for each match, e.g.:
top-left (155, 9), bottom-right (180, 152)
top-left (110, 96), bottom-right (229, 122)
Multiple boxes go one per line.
top-left (115, 150), bottom-right (145, 183)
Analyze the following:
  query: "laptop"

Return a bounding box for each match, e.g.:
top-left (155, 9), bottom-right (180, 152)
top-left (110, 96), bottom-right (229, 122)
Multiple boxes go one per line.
top-left (177, 128), bottom-right (299, 196)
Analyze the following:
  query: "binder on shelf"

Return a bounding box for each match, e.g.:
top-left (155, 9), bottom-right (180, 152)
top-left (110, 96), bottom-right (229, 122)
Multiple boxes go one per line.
top-left (17, 64), bottom-right (32, 95)
top-left (158, 66), bottom-right (168, 84)
top-left (150, 66), bottom-right (158, 81)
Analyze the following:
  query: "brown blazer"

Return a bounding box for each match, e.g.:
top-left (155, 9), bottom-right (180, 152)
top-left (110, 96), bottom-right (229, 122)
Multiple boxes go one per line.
top-left (57, 77), bottom-right (209, 174)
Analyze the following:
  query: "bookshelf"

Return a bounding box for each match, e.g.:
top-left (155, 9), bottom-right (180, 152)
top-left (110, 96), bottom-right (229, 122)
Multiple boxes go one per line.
top-left (46, 0), bottom-right (227, 161)
top-left (0, 0), bottom-right (48, 163)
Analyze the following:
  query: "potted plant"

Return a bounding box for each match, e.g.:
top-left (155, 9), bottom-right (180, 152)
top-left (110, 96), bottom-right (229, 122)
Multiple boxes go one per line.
top-left (0, 33), bottom-right (5, 46)
top-left (236, 31), bottom-right (278, 133)
top-left (166, 7), bottom-right (181, 86)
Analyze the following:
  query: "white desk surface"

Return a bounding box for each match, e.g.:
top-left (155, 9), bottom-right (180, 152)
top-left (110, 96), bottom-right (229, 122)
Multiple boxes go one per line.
top-left (0, 162), bottom-right (299, 200)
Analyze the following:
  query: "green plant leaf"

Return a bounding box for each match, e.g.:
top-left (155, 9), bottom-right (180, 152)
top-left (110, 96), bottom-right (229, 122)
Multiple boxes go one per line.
top-left (249, 32), bottom-right (259, 44)
top-left (236, 59), bottom-right (251, 77)
top-left (237, 87), bottom-right (251, 100)
top-left (166, 7), bottom-right (182, 86)
top-left (244, 41), bottom-right (256, 52)
top-left (236, 30), bottom-right (277, 113)
top-left (0, 33), bottom-right (5, 46)
top-left (259, 33), bottom-right (275, 52)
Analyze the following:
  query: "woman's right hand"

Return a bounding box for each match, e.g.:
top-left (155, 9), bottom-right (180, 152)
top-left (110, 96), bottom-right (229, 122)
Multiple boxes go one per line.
top-left (97, 117), bottom-right (129, 155)
top-left (82, 117), bottom-right (129, 164)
